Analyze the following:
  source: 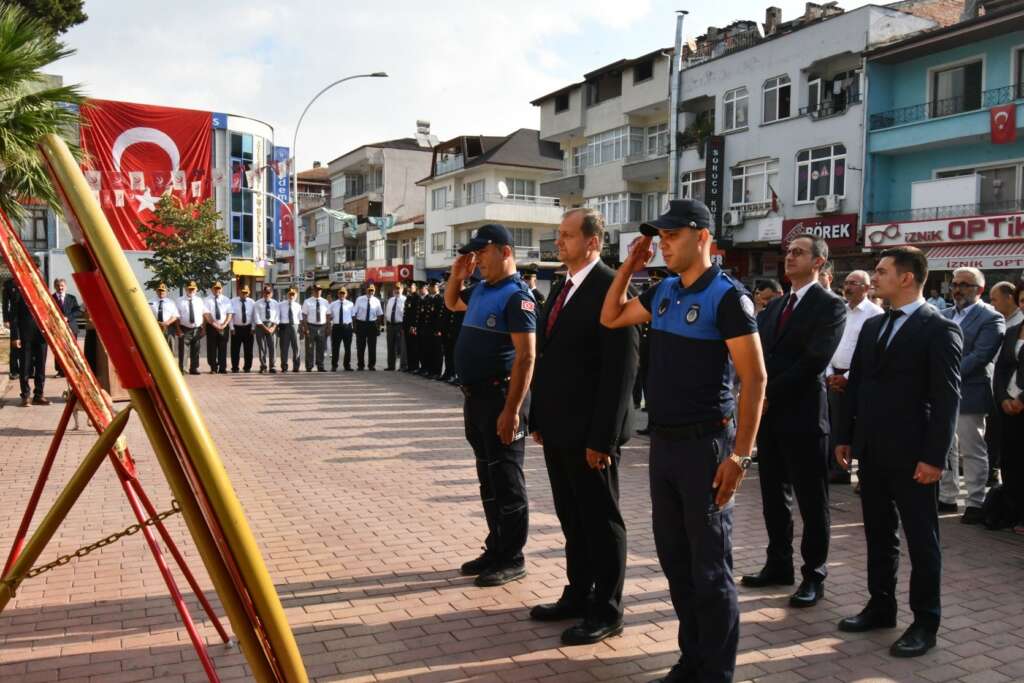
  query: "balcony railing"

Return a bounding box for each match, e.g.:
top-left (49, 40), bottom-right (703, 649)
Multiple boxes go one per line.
top-left (684, 32), bottom-right (761, 68)
top-left (447, 193), bottom-right (561, 209)
top-left (869, 84), bottom-right (1023, 131)
top-left (798, 92), bottom-right (862, 120)
top-left (866, 198), bottom-right (1023, 224)
top-left (625, 142), bottom-right (669, 164)
top-left (343, 184), bottom-right (383, 199)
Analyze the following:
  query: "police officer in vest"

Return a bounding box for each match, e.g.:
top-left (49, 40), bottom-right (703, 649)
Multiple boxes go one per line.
top-left (601, 200), bottom-right (767, 683)
top-left (445, 223), bottom-right (537, 588)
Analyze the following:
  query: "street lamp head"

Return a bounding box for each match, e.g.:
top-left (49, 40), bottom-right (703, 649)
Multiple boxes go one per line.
top-left (370, 72), bottom-right (388, 78)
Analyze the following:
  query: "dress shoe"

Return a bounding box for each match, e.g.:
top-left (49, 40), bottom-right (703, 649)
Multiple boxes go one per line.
top-left (19, 397), bottom-right (31, 407)
top-left (529, 601), bottom-right (587, 622)
top-left (459, 552), bottom-right (492, 576)
top-left (474, 563), bottom-right (526, 587)
top-left (789, 580), bottom-right (824, 607)
top-left (189, 370), bottom-right (200, 375)
top-left (889, 624), bottom-right (936, 658)
top-left (741, 567), bottom-right (795, 588)
top-left (650, 659), bottom-right (695, 683)
top-left (837, 609), bottom-right (897, 633)
top-left (961, 507), bottom-right (984, 525)
top-left (269, 369), bottom-right (277, 374)
top-left (561, 618), bottom-right (623, 645)
top-left (937, 501), bottom-right (958, 513)
top-left (32, 396), bottom-right (50, 406)
top-left (219, 369), bottom-right (227, 374)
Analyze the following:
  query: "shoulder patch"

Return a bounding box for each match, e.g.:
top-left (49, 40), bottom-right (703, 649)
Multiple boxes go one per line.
top-left (521, 300), bottom-right (535, 312)
top-left (740, 295), bottom-right (755, 317)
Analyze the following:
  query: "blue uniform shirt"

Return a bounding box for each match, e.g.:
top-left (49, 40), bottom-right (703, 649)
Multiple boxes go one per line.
top-left (638, 265), bottom-right (757, 426)
top-left (455, 274), bottom-right (537, 385)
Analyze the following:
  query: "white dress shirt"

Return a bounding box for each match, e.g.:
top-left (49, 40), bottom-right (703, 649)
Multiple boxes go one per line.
top-left (927, 295), bottom-right (949, 310)
top-left (563, 257), bottom-right (600, 306)
top-left (1007, 309), bottom-right (1024, 328)
top-left (878, 297), bottom-right (926, 347)
top-left (385, 295), bottom-right (406, 323)
top-left (150, 297), bottom-right (178, 323)
top-left (786, 281), bottom-right (817, 311)
top-left (828, 297), bottom-right (884, 374)
top-left (279, 299), bottom-right (302, 325)
top-left (177, 295), bottom-right (206, 328)
top-left (353, 295), bottom-right (384, 322)
top-left (231, 297), bottom-right (255, 328)
top-left (952, 301), bottom-right (979, 326)
top-left (253, 297), bottom-right (280, 326)
top-left (302, 296), bottom-right (329, 324)
top-left (328, 299), bottom-right (354, 325)
top-left (205, 294), bottom-right (232, 326)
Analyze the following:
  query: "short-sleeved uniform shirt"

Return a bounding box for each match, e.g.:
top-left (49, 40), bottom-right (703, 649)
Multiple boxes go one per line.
top-left (455, 274), bottom-right (537, 385)
top-left (638, 265), bottom-right (757, 426)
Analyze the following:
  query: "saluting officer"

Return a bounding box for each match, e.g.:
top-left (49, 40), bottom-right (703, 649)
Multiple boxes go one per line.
top-left (253, 285), bottom-right (280, 373)
top-left (600, 200), bottom-right (767, 683)
top-left (204, 281), bottom-right (232, 374)
top-left (230, 285), bottom-right (255, 373)
top-left (150, 283), bottom-right (179, 350)
top-left (403, 281), bottom-right (420, 373)
top-left (446, 223), bottom-right (536, 588)
top-left (176, 281), bottom-right (206, 375)
top-left (278, 288), bottom-right (302, 372)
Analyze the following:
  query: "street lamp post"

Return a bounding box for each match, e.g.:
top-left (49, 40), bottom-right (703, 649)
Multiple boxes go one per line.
top-left (291, 72), bottom-right (388, 286)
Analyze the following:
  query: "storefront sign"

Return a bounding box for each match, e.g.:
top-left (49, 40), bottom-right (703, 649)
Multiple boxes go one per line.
top-left (929, 253), bottom-right (1024, 271)
top-left (331, 269), bottom-right (365, 283)
top-left (365, 264), bottom-right (414, 283)
top-left (756, 217), bottom-right (783, 242)
top-left (704, 135), bottom-right (725, 234)
top-left (783, 214), bottom-right (858, 248)
top-left (865, 214), bottom-right (1024, 247)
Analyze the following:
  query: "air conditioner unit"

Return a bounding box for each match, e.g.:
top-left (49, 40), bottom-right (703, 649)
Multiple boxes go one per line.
top-left (815, 194), bottom-right (841, 214)
top-left (723, 210), bottom-right (745, 227)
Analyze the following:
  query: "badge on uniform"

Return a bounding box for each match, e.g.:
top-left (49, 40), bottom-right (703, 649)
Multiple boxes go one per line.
top-left (686, 303), bottom-right (700, 324)
top-left (657, 298), bottom-right (670, 316)
top-left (486, 314), bottom-right (497, 328)
top-left (740, 295), bottom-right (755, 318)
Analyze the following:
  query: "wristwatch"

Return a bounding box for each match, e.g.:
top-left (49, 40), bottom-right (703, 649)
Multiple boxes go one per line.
top-left (729, 453), bottom-right (753, 471)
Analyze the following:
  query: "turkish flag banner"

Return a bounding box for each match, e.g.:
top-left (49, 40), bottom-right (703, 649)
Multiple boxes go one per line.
top-left (80, 99), bottom-right (213, 250)
top-left (991, 103), bottom-right (1017, 144)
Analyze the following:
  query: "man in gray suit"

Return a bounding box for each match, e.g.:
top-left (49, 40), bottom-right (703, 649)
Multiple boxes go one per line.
top-left (938, 267), bottom-right (1005, 523)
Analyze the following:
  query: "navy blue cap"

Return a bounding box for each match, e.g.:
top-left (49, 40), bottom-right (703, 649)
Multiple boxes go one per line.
top-left (640, 199), bottom-right (714, 236)
top-left (458, 223), bottom-right (512, 254)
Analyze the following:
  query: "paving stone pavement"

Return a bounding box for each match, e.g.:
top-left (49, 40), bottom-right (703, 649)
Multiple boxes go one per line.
top-left (1, 361), bottom-right (1024, 682)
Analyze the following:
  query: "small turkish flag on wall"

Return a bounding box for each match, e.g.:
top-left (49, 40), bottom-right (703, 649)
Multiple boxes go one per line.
top-left (991, 104), bottom-right (1017, 144)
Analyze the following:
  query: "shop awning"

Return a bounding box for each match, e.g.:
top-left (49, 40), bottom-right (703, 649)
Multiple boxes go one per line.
top-left (231, 259), bottom-right (266, 277)
top-left (926, 242), bottom-right (1024, 271)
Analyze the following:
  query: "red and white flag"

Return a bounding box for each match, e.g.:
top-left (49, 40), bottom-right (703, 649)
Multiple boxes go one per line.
top-left (80, 99), bottom-right (213, 249)
top-left (991, 104), bottom-right (1017, 144)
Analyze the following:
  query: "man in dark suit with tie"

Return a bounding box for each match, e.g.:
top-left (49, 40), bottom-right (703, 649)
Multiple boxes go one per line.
top-left (742, 235), bottom-right (846, 609)
top-left (52, 278), bottom-right (81, 377)
top-left (835, 246), bottom-right (962, 658)
top-left (3, 278), bottom-right (21, 379)
top-left (528, 208), bottom-right (638, 646)
top-left (9, 279), bottom-right (49, 406)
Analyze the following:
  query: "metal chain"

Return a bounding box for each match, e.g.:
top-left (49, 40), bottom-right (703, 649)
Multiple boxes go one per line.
top-left (1, 500), bottom-right (181, 597)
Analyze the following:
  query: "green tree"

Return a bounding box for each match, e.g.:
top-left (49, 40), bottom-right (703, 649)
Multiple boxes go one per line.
top-left (0, 3), bottom-right (84, 223)
top-left (138, 196), bottom-right (231, 293)
top-left (9, 0), bottom-right (86, 34)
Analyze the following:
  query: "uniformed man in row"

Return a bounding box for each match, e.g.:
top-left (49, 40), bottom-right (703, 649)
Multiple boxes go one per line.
top-left (353, 284), bottom-right (384, 370)
top-left (600, 199), bottom-right (766, 683)
top-left (204, 281), bottom-right (232, 374)
top-left (384, 283), bottom-right (406, 371)
top-left (177, 281), bottom-right (205, 375)
top-left (440, 272), bottom-right (464, 383)
top-left (522, 267), bottom-right (546, 308)
top-left (230, 285), bottom-right (255, 372)
top-left (418, 279), bottom-right (444, 378)
top-left (254, 285), bottom-right (279, 373)
top-left (150, 283), bottom-right (179, 350)
top-left (303, 284), bottom-right (329, 371)
top-left (328, 287), bottom-right (354, 371)
top-left (402, 281), bottom-right (420, 373)
top-left (278, 288), bottom-right (302, 372)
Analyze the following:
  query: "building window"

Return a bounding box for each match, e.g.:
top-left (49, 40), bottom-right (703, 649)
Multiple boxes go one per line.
top-left (344, 173), bottom-right (365, 197)
top-left (554, 93), bottom-right (570, 113)
top-left (229, 132), bottom-right (254, 256)
top-left (585, 126), bottom-right (629, 166)
top-left (1017, 49), bottom-right (1024, 95)
top-left (331, 177), bottom-right (345, 197)
top-left (938, 164), bottom-right (1019, 211)
top-left (646, 123), bottom-right (669, 156)
top-left (634, 59), bottom-right (654, 84)
top-left (731, 159), bottom-right (779, 207)
top-left (463, 179), bottom-right (485, 205)
top-left (763, 75), bottom-right (791, 123)
top-left (510, 228), bottom-right (532, 247)
top-left (585, 70), bottom-right (622, 107)
top-left (414, 237), bottom-right (425, 257)
top-left (431, 187), bottom-right (448, 210)
top-left (680, 170), bottom-right (706, 200)
top-left (586, 192), bottom-right (643, 225)
top-left (504, 177), bottom-right (536, 199)
top-left (19, 208), bottom-right (47, 250)
top-left (369, 238), bottom-right (385, 260)
top-left (333, 248), bottom-right (346, 267)
top-left (315, 215), bottom-right (327, 238)
top-left (796, 144), bottom-right (846, 202)
top-left (931, 60), bottom-right (982, 118)
top-left (723, 87), bottom-right (749, 131)
top-left (431, 231), bottom-right (447, 253)
top-left (643, 192), bottom-right (666, 221)
top-left (572, 145), bottom-right (588, 174)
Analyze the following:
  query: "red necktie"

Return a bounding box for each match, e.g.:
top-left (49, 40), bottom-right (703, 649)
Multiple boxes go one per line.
top-left (545, 279), bottom-right (573, 336)
top-left (776, 293), bottom-right (797, 337)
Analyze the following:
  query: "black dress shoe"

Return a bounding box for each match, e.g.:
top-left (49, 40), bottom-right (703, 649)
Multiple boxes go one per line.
top-left (741, 567), bottom-right (795, 588)
top-left (837, 609), bottom-right (897, 633)
top-left (937, 501), bottom-right (958, 513)
top-left (529, 601), bottom-right (587, 622)
top-left (961, 507), bottom-right (984, 525)
top-left (474, 563), bottom-right (526, 587)
top-left (189, 370), bottom-right (200, 375)
top-left (650, 659), bottom-right (695, 683)
top-left (459, 552), bottom-right (492, 576)
top-left (890, 624), bottom-right (936, 658)
top-left (789, 580), bottom-right (824, 607)
top-left (561, 618), bottom-right (623, 645)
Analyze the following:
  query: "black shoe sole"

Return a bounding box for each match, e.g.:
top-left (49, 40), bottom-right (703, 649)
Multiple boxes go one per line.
top-left (474, 567), bottom-right (526, 587)
top-left (741, 576), bottom-right (795, 588)
top-left (838, 618), bottom-right (897, 633)
top-left (890, 638), bottom-right (936, 658)
top-left (561, 623), bottom-right (624, 646)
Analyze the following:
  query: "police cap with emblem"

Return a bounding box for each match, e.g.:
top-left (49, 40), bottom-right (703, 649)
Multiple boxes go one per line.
top-left (458, 223), bottom-right (512, 254)
top-left (639, 199), bottom-right (714, 237)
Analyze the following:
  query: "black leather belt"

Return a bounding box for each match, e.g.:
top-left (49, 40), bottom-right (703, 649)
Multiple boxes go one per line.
top-left (650, 416), bottom-right (732, 442)
top-left (459, 377), bottom-right (510, 398)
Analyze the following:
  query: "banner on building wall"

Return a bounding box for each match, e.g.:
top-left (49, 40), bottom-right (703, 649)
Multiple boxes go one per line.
top-left (703, 135), bottom-right (725, 235)
top-left (991, 104), bottom-right (1017, 145)
top-left (782, 214), bottom-right (858, 248)
top-left (79, 99), bottom-right (213, 250)
top-left (272, 146), bottom-right (292, 249)
top-left (365, 265), bottom-right (413, 283)
top-left (865, 213), bottom-right (1024, 247)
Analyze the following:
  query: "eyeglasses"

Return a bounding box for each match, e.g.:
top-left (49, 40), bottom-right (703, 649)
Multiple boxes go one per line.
top-left (785, 247), bottom-right (809, 257)
top-left (843, 281), bottom-right (868, 287)
top-left (949, 282), bottom-right (979, 289)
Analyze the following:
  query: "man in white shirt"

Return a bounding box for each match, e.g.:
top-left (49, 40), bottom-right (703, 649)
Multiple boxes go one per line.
top-left (328, 287), bottom-right (354, 371)
top-left (277, 288), bottom-right (302, 372)
top-left (991, 281), bottom-right (1023, 328)
top-left (384, 283), bottom-right (406, 371)
top-left (825, 270), bottom-right (883, 484)
top-left (927, 288), bottom-right (949, 311)
top-left (230, 285), bottom-right (255, 373)
top-left (353, 284), bottom-right (384, 370)
top-left (253, 285), bottom-right (280, 373)
top-left (176, 281), bottom-right (206, 375)
top-left (150, 282), bottom-right (178, 350)
top-left (204, 281), bottom-right (232, 374)
top-left (302, 284), bottom-right (329, 371)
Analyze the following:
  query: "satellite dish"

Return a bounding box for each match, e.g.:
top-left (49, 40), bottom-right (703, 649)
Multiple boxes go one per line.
top-left (497, 180), bottom-right (509, 198)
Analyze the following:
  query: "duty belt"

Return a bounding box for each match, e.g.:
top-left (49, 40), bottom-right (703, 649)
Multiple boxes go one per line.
top-left (650, 416), bottom-right (732, 442)
top-left (459, 377), bottom-right (510, 399)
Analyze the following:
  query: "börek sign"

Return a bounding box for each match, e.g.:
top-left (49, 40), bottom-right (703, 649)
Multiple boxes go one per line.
top-left (865, 213), bottom-right (1024, 247)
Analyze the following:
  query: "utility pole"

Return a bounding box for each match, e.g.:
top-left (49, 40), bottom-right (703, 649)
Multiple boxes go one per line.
top-left (668, 10), bottom-right (688, 202)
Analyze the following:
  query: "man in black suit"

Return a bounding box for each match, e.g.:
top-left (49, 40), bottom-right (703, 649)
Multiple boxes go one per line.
top-left (3, 278), bottom-right (22, 379)
top-left (835, 246), bottom-right (962, 658)
top-left (742, 235), bottom-right (846, 609)
top-left (52, 278), bottom-right (81, 378)
top-left (9, 279), bottom-right (49, 407)
top-left (528, 208), bottom-right (638, 646)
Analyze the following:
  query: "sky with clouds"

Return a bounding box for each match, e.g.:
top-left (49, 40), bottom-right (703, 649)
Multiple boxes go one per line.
top-left (54, 0), bottom-right (874, 170)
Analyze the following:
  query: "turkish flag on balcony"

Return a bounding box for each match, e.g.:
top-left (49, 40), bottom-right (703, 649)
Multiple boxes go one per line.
top-left (991, 104), bottom-right (1017, 144)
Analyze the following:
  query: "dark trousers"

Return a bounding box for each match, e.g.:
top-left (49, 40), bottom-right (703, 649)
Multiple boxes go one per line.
top-left (330, 324), bottom-right (352, 370)
top-left (230, 325), bottom-right (254, 371)
top-left (404, 327), bottom-right (419, 371)
top-left (177, 325), bottom-right (202, 372)
top-left (827, 388), bottom-right (847, 474)
top-left (999, 412), bottom-right (1024, 523)
top-left (8, 335), bottom-right (21, 376)
top-left (386, 323), bottom-right (402, 370)
top-left (442, 335), bottom-right (457, 379)
top-left (278, 324), bottom-right (300, 371)
top-left (206, 324), bottom-right (228, 372)
top-left (463, 387), bottom-right (529, 566)
top-left (355, 321), bottom-right (378, 369)
top-left (650, 429), bottom-right (737, 683)
top-left (18, 336), bottom-right (46, 399)
top-left (305, 324), bottom-right (326, 370)
top-left (859, 459), bottom-right (942, 632)
top-left (421, 332), bottom-right (442, 375)
top-left (756, 429), bottom-right (831, 583)
top-left (542, 444), bottom-right (626, 623)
